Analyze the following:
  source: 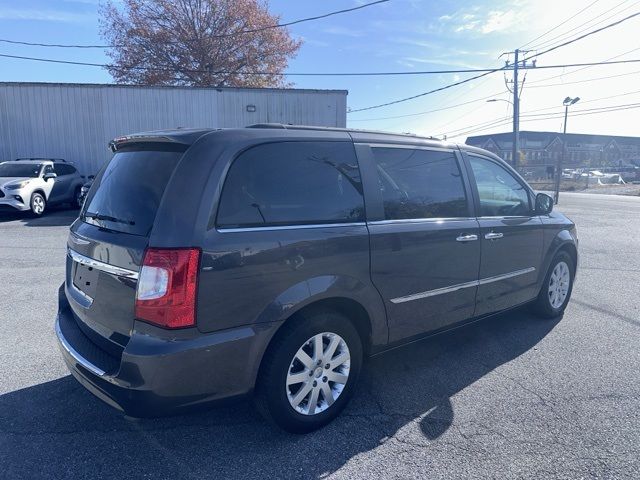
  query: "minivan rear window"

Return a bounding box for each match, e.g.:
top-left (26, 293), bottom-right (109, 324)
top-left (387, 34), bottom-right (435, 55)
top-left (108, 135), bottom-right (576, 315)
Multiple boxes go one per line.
top-left (82, 149), bottom-right (182, 236)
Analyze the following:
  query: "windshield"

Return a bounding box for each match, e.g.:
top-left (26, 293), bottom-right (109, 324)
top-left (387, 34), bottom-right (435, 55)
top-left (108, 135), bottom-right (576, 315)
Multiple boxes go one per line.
top-left (81, 149), bottom-right (183, 236)
top-left (0, 163), bottom-right (42, 178)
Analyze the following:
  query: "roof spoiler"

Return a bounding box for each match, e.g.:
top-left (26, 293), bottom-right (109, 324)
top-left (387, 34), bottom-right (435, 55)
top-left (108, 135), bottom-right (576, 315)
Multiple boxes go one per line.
top-left (109, 134), bottom-right (187, 152)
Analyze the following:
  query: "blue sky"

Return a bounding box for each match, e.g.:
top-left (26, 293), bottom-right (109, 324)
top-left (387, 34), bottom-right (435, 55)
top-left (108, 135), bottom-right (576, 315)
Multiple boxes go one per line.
top-left (1, 0), bottom-right (639, 139)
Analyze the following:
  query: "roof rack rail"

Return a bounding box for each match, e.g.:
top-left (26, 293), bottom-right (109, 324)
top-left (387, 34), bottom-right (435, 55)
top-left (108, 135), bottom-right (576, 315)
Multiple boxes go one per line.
top-left (245, 123), bottom-right (437, 139)
top-left (15, 157), bottom-right (67, 162)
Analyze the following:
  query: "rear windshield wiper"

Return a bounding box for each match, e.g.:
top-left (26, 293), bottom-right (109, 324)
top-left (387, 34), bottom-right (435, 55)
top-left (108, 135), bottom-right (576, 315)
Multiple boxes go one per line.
top-left (83, 211), bottom-right (136, 226)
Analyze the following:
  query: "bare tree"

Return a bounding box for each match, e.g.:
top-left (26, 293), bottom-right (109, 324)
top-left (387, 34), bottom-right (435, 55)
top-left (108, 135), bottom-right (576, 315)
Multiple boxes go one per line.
top-left (99, 0), bottom-right (302, 87)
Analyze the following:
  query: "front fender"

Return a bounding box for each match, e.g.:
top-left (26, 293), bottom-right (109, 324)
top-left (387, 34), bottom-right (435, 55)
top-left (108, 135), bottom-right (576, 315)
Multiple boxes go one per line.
top-left (538, 229), bottom-right (578, 289)
top-left (255, 274), bottom-right (388, 347)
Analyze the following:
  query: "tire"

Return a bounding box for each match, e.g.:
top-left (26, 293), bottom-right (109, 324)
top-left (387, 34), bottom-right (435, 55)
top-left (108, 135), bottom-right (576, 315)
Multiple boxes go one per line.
top-left (531, 250), bottom-right (575, 318)
top-left (254, 310), bottom-right (363, 433)
top-left (30, 192), bottom-right (46, 216)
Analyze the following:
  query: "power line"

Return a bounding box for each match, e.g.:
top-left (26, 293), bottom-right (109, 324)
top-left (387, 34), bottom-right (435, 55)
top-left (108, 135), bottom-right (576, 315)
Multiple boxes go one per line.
top-left (519, 0), bottom-right (600, 49)
top-left (3, 51), bottom-right (640, 77)
top-left (349, 90), bottom-right (509, 122)
top-left (348, 68), bottom-right (506, 113)
top-left (441, 101), bottom-right (640, 139)
top-left (524, 10), bottom-right (640, 62)
top-left (528, 68), bottom-right (640, 88)
top-left (0, 0), bottom-right (390, 49)
top-left (0, 52), bottom-right (503, 76)
top-left (347, 58), bottom-right (640, 113)
top-left (526, 46), bottom-right (640, 85)
top-left (529, 0), bottom-right (637, 51)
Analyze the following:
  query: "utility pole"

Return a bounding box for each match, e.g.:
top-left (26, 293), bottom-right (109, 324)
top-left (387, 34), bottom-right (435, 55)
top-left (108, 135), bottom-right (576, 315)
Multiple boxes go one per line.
top-left (512, 49), bottom-right (520, 172)
top-left (501, 49), bottom-right (535, 172)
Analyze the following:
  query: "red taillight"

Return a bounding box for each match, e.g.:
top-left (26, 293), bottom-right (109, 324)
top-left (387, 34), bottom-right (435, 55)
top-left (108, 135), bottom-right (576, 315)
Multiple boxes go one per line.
top-left (135, 248), bottom-right (201, 329)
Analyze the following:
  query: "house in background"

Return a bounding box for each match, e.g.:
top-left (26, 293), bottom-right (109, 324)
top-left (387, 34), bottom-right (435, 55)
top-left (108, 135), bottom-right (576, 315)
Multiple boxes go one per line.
top-left (466, 131), bottom-right (640, 177)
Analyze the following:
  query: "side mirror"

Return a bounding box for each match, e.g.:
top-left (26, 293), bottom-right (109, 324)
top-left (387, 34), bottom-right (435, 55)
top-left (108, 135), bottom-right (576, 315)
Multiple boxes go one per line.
top-left (535, 193), bottom-right (553, 215)
top-left (43, 172), bottom-right (57, 181)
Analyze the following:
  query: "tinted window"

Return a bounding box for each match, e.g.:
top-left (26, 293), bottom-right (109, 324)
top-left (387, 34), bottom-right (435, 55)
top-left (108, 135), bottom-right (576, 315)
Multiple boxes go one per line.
top-left (0, 163), bottom-right (42, 178)
top-left (371, 147), bottom-right (468, 220)
top-left (54, 164), bottom-right (77, 176)
top-left (82, 149), bottom-right (182, 236)
top-left (217, 142), bottom-right (364, 228)
top-left (469, 156), bottom-right (531, 217)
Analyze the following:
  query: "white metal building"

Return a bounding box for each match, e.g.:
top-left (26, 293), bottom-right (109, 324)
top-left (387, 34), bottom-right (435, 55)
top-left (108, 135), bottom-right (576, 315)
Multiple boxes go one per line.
top-left (0, 82), bottom-right (348, 175)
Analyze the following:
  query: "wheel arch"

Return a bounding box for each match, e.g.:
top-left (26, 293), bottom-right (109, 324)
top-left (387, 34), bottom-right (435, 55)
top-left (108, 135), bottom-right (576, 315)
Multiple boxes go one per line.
top-left (251, 294), bottom-right (378, 392)
top-left (538, 229), bottom-right (578, 290)
top-left (31, 188), bottom-right (47, 199)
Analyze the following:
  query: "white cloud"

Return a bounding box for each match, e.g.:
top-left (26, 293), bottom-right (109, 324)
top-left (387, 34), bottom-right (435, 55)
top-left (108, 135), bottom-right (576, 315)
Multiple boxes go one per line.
top-left (438, 3), bottom-right (528, 35)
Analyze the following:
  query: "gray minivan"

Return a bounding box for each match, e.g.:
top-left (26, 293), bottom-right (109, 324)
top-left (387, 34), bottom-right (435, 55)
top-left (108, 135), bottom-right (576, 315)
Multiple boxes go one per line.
top-left (56, 125), bottom-right (578, 433)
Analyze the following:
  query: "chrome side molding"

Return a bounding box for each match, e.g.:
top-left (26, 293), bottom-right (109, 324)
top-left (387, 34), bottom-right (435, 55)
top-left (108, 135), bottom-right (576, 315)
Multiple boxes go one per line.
top-left (390, 267), bottom-right (536, 304)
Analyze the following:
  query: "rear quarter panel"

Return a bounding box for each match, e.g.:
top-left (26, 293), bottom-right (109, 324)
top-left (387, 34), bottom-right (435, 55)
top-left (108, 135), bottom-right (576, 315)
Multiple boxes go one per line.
top-left (151, 130), bottom-right (388, 346)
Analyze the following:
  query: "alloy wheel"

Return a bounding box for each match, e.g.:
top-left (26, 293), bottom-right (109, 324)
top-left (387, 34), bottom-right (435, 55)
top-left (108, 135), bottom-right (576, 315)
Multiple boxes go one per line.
top-left (548, 261), bottom-right (570, 309)
top-left (32, 196), bottom-right (45, 215)
top-left (286, 332), bottom-right (351, 415)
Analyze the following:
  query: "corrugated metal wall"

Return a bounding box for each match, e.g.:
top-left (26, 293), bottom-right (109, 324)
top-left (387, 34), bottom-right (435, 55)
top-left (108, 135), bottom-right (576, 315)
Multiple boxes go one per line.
top-left (0, 83), bottom-right (348, 175)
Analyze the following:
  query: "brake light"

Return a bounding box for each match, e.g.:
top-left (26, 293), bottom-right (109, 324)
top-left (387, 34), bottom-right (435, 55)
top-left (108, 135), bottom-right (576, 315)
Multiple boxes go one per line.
top-left (135, 248), bottom-right (201, 329)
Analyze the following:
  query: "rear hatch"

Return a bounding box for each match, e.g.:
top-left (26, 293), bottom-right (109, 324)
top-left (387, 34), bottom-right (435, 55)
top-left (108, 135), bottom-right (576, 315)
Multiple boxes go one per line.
top-left (66, 144), bottom-right (186, 354)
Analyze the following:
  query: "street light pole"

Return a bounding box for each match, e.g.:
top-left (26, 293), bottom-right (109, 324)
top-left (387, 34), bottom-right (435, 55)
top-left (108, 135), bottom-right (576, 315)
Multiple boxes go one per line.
top-left (554, 96), bottom-right (580, 204)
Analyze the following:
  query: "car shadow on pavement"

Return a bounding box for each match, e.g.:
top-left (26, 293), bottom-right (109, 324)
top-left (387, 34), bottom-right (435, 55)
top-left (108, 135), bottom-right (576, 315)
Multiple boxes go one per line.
top-left (0, 207), bottom-right (78, 227)
top-left (0, 308), bottom-right (559, 479)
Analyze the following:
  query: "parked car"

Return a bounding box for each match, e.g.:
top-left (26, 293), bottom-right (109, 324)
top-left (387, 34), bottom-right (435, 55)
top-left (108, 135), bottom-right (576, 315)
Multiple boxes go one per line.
top-left (56, 125), bottom-right (578, 433)
top-left (0, 158), bottom-right (85, 215)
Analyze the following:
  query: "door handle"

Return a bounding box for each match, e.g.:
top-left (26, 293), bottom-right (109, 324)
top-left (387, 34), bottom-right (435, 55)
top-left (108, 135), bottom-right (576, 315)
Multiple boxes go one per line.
top-left (456, 234), bottom-right (478, 242)
top-left (484, 232), bottom-right (504, 240)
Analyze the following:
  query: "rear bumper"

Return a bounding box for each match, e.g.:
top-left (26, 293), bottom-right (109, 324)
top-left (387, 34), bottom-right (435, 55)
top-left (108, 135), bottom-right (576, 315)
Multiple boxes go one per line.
top-left (55, 285), bottom-right (281, 417)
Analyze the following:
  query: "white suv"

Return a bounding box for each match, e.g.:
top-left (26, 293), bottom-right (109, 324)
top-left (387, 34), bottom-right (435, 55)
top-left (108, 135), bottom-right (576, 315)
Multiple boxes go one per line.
top-left (0, 159), bottom-right (85, 216)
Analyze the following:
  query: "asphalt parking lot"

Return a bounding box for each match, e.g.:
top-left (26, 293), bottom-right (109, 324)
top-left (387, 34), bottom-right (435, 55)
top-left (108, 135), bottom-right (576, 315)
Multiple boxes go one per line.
top-left (1, 193), bottom-right (639, 479)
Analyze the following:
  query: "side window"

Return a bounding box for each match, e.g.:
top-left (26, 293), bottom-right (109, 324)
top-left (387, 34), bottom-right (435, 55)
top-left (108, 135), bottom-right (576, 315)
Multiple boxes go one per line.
top-left (217, 142), bottom-right (365, 228)
top-left (371, 147), bottom-right (469, 220)
top-left (53, 164), bottom-right (68, 176)
top-left (468, 156), bottom-right (531, 217)
top-left (43, 165), bottom-right (54, 176)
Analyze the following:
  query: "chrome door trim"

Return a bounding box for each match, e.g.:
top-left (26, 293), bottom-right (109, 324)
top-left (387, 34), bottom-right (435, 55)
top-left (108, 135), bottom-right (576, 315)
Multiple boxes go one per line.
top-left (217, 222), bottom-right (366, 233)
top-left (390, 267), bottom-right (536, 304)
top-left (68, 248), bottom-right (139, 280)
top-left (55, 318), bottom-right (106, 377)
top-left (477, 267), bottom-right (535, 286)
top-left (390, 279), bottom-right (479, 304)
top-left (368, 217), bottom-right (477, 226)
